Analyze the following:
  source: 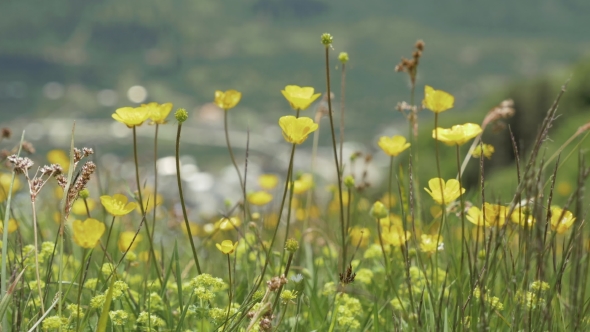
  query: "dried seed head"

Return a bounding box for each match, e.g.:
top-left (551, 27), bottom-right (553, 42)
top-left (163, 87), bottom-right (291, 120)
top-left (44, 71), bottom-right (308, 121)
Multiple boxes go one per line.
top-left (1, 128), bottom-right (11, 139)
top-left (21, 141), bottom-right (35, 154)
top-left (7, 155), bottom-right (34, 174)
top-left (415, 39), bottom-right (425, 51)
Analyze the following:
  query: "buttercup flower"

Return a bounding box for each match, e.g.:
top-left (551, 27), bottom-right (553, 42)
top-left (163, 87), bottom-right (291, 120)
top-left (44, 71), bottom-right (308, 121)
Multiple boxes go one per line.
top-left (550, 206), bottom-right (575, 234)
top-left (423, 85), bottom-right (454, 113)
top-left (216, 240), bottom-right (238, 254)
top-left (247, 191), bottom-right (273, 206)
top-left (420, 234), bottom-right (443, 253)
top-left (424, 178), bottom-right (465, 205)
top-left (72, 218), bottom-right (106, 249)
top-left (100, 194), bottom-right (137, 216)
top-left (281, 85), bottom-right (321, 111)
top-left (47, 149), bottom-right (70, 171)
top-left (141, 102), bottom-right (173, 124)
top-left (349, 227), bottom-right (371, 248)
top-left (378, 135), bottom-right (411, 157)
top-left (472, 144), bottom-right (495, 159)
top-left (279, 116), bottom-right (318, 144)
top-left (0, 218), bottom-right (18, 234)
top-left (433, 123), bottom-right (483, 146)
top-left (382, 227), bottom-right (411, 246)
top-left (510, 208), bottom-right (535, 227)
top-left (112, 107), bottom-right (151, 127)
top-left (258, 174), bottom-right (279, 190)
top-left (118, 231), bottom-right (142, 252)
top-left (214, 90), bottom-right (241, 110)
top-left (370, 201), bottom-right (388, 219)
top-left (292, 174), bottom-right (313, 194)
top-left (0, 173), bottom-right (21, 202)
top-left (467, 203), bottom-right (508, 227)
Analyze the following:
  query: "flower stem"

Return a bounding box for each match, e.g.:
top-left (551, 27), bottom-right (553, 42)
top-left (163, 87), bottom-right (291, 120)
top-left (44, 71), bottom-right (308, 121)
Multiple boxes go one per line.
top-left (324, 46), bottom-right (346, 274)
top-left (133, 126), bottom-right (161, 284)
top-left (224, 110), bottom-right (247, 220)
top-left (176, 123), bottom-right (203, 274)
top-left (152, 124), bottom-right (159, 243)
top-left (456, 144), bottom-right (467, 276)
top-left (31, 199), bottom-right (45, 314)
top-left (339, 63), bottom-right (346, 172)
top-left (223, 254), bottom-right (233, 330)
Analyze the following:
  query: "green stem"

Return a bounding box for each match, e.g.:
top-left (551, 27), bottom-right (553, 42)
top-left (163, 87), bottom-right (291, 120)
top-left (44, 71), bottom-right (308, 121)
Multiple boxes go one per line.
top-left (100, 215), bottom-right (116, 266)
top-left (339, 63), bottom-right (346, 172)
top-left (324, 46), bottom-right (346, 275)
top-left (223, 254), bottom-right (233, 330)
top-left (176, 124), bottom-right (203, 274)
top-left (31, 199), bottom-right (45, 314)
top-left (152, 124), bottom-right (159, 243)
top-left (224, 110), bottom-right (247, 220)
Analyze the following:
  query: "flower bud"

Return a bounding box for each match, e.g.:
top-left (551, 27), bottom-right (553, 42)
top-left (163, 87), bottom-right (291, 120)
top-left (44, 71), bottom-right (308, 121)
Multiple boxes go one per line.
top-left (321, 33), bottom-right (333, 46)
top-left (338, 52), bottom-right (349, 64)
top-left (344, 175), bottom-right (355, 189)
top-left (79, 188), bottom-right (90, 199)
top-left (285, 238), bottom-right (299, 253)
top-left (174, 108), bottom-right (188, 123)
top-left (370, 201), bottom-right (388, 219)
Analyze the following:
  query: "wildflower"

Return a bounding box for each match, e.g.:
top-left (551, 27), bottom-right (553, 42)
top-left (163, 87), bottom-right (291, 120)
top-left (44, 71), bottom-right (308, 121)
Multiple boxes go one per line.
top-left (370, 201), bottom-right (388, 219)
top-left (433, 123), bottom-right (483, 146)
top-left (364, 243), bottom-right (386, 259)
top-left (423, 85), bottom-right (454, 113)
top-left (322, 282), bottom-right (336, 296)
top-left (100, 194), bottom-right (137, 216)
top-left (355, 268), bottom-right (374, 285)
top-left (0, 172), bottom-right (21, 202)
top-left (280, 290), bottom-right (298, 303)
top-left (258, 174), bottom-right (279, 190)
top-left (531, 280), bottom-right (550, 292)
top-left (140, 102), bottom-right (173, 124)
top-left (175, 108), bottom-right (188, 123)
top-left (424, 178), bottom-right (465, 205)
top-left (216, 240), bottom-right (238, 254)
top-left (109, 310), bottom-right (129, 326)
top-left (47, 149), bottom-right (70, 171)
top-left (466, 206), bottom-right (492, 227)
top-left (90, 294), bottom-right (106, 309)
top-left (344, 175), bottom-right (355, 188)
top-left (0, 218), bottom-right (17, 234)
top-left (112, 107), bottom-right (150, 127)
top-left (472, 143), bottom-right (495, 159)
top-left (378, 135), bottom-right (411, 157)
top-left (281, 85), bottom-right (321, 111)
top-left (118, 231), bottom-right (141, 252)
top-left (349, 227), bottom-right (370, 248)
top-left (110, 280), bottom-right (129, 300)
top-left (320, 33), bottom-right (333, 46)
top-left (84, 278), bottom-right (98, 289)
top-left (136, 312), bottom-right (165, 328)
top-left (72, 218), bottom-right (105, 249)
top-left (66, 304), bottom-right (84, 319)
top-left (71, 198), bottom-right (95, 215)
top-left (292, 173), bottom-right (313, 194)
top-left (216, 217), bottom-right (241, 231)
top-left (214, 90), bottom-right (242, 110)
top-left (510, 208), bottom-right (535, 227)
top-left (488, 296), bottom-right (504, 311)
top-left (382, 227), bottom-right (411, 246)
top-left (338, 52), bottom-right (349, 64)
top-left (285, 238), bottom-right (299, 252)
top-left (279, 116), bottom-right (318, 144)
top-left (42, 315), bottom-right (67, 330)
top-left (550, 206), bottom-right (575, 234)
top-left (420, 234), bottom-right (443, 253)
top-left (247, 191), bottom-right (273, 206)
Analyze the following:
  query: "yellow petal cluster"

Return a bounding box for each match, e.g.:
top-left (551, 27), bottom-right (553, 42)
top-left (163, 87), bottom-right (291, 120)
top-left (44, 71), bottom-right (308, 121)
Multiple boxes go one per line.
top-left (433, 123), bottom-right (482, 146)
top-left (0, 173), bottom-right (21, 202)
top-left (112, 107), bottom-right (151, 128)
top-left (100, 194), bottom-right (137, 216)
top-left (216, 240), bottom-right (238, 254)
top-left (423, 85), bottom-right (454, 113)
top-left (471, 144), bottom-right (495, 159)
top-left (378, 135), bottom-right (411, 157)
top-left (292, 174), bottom-right (313, 194)
top-left (47, 149), bottom-right (70, 172)
top-left (510, 208), bottom-right (535, 227)
top-left (349, 227), bottom-right (370, 248)
top-left (424, 178), bottom-right (465, 205)
top-left (279, 116), bottom-right (318, 145)
top-left (382, 227), bottom-right (411, 247)
top-left (118, 231), bottom-right (142, 252)
top-left (141, 102), bottom-right (173, 124)
top-left (281, 85), bottom-right (321, 111)
top-left (420, 234), bottom-right (443, 253)
top-left (0, 218), bottom-right (18, 234)
top-left (258, 174), bottom-right (279, 190)
top-left (72, 218), bottom-right (106, 249)
top-left (214, 90), bottom-right (242, 110)
top-left (550, 206), bottom-right (575, 234)
top-left (467, 203), bottom-right (508, 227)
top-left (248, 191), bottom-right (273, 206)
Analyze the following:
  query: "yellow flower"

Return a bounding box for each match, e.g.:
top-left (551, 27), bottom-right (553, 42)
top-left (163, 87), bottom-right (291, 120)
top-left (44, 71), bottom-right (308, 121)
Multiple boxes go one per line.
top-left (433, 123), bottom-right (483, 146)
top-left (370, 201), bottom-right (388, 219)
top-left (118, 231), bottom-right (142, 252)
top-left (382, 227), bottom-right (411, 247)
top-left (424, 178), bottom-right (465, 205)
top-left (281, 85), bottom-right (321, 111)
top-left (216, 240), bottom-right (238, 254)
top-left (141, 102), bottom-right (173, 124)
top-left (72, 218), bottom-right (106, 249)
top-left (258, 174), bottom-right (279, 190)
top-left (378, 135), bottom-right (411, 157)
top-left (135, 189), bottom-right (163, 213)
top-left (466, 207), bottom-right (491, 227)
top-left (100, 194), bottom-right (137, 216)
top-left (423, 85), bottom-right (454, 113)
top-left (47, 149), bottom-right (70, 171)
top-left (510, 208), bottom-right (535, 227)
top-left (0, 173), bottom-right (21, 202)
top-left (214, 90), bottom-right (242, 110)
top-left (349, 227), bottom-right (370, 248)
top-left (216, 217), bottom-right (241, 231)
top-left (420, 234), bottom-right (443, 253)
top-left (550, 206), bottom-right (575, 234)
top-left (279, 116), bottom-right (318, 144)
top-left (0, 218), bottom-right (18, 234)
top-left (248, 191), bottom-right (273, 206)
top-left (471, 144), bottom-right (495, 159)
top-left (292, 174), bottom-right (313, 194)
top-left (112, 107), bottom-right (151, 128)
top-left (72, 198), bottom-right (96, 216)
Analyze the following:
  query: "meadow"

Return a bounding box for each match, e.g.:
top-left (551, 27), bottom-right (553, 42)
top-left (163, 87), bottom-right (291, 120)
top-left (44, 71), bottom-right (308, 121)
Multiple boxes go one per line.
top-left (1, 34), bottom-right (589, 331)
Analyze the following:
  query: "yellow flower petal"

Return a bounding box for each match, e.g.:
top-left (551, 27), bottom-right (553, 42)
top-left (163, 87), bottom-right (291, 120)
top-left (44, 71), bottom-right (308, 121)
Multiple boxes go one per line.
top-left (247, 191), bottom-right (273, 206)
top-left (423, 85), bottom-right (454, 113)
top-left (433, 123), bottom-right (482, 146)
top-left (279, 116), bottom-right (318, 145)
top-left (378, 135), bottom-right (411, 156)
top-left (281, 85), bottom-right (321, 111)
top-left (424, 178), bottom-right (465, 205)
top-left (214, 90), bottom-right (242, 110)
top-left (72, 218), bottom-right (106, 249)
top-left (216, 240), bottom-right (238, 254)
top-left (100, 194), bottom-right (137, 216)
top-left (142, 102), bottom-right (173, 124)
top-left (258, 174), bottom-right (279, 190)
top-left (118, 231), bottom-right (142, 252)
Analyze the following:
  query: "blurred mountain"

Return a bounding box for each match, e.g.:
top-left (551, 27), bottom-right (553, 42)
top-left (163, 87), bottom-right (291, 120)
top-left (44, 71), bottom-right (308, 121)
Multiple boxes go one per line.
top-left (1, 0), bottom-right (589, 143)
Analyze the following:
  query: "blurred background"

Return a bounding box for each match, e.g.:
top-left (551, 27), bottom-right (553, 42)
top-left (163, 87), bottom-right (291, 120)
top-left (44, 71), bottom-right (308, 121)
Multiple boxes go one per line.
top-left (1, 0), bottom-right (589, 211)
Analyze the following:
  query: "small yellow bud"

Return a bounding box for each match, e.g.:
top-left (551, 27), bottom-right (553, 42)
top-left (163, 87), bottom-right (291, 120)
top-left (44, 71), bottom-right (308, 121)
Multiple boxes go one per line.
top-left (321, 33), bottom-right (333, 46)
top-left (285, 238), bottom-right (299, 252)
top-left (174, 108), bottom-right (188, 123)
top-left (344, 175), bottom-right (355, 188)
top-left (338, 52), bottom-right (349, 64)
top-left (370, 201), bottom-right (388, 219)
top-left (79, 189), bottom-right (90, 199)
